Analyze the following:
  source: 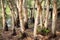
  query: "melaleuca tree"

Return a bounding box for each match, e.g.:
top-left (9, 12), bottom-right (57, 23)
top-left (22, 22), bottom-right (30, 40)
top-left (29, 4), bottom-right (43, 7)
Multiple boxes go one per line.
top-left (1, 0), bottom-right (8, 31)
top-left (44, 0), bottom-right (50, 29)
top-left (23, 0), bottom-right (28, 29)
top-left (8, 0), bottom-right (16, 35)
top-left (34, 0), bottom-right (42, 38)
top-left (52, 0), bottom-right (57, 35)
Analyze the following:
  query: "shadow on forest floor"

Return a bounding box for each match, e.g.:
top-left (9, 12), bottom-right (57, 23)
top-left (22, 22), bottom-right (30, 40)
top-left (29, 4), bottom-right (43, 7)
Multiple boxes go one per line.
top-left (0, 18), bottom-right (60, 40)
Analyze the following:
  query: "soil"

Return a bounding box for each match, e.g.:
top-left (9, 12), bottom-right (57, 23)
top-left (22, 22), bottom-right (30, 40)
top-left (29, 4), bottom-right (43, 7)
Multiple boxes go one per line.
top-left (0, 18), bottom-right (60, 40)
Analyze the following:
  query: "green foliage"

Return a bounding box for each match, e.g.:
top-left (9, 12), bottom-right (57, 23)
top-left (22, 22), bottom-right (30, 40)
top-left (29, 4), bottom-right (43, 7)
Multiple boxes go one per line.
top-left (41, 28), bottom-right (50, 34)
top-left (37, 26), bottom-right (50, 35)
top-left (6, 6), bottom-right (10, 13)
top-left (5, 5), bottom-right (11, 19)
top-left (27, 0), bottom-right (33, 7)
top-left (39, 28), bottom-right (50, 36)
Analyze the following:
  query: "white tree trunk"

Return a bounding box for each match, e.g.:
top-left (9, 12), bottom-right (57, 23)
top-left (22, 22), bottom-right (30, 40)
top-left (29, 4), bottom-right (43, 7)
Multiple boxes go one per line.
top-left (52, 0), bottom-right (57, 34)
top-left (19, 0), bottom-right (25, 33)
top-left (34, 0), bottom-right (42, 37)
top-left (39, 2), bottom-right (43, 29)
top-left (44, 0), bottom-right (50, 28)
top-left (40, 10), bottom-right (43, 29)
top-left (1, 0), bottom-right (6, 30)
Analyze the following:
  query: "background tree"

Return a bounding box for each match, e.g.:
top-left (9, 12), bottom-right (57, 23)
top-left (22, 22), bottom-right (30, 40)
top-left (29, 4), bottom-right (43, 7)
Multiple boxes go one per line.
top-left (8, 0), bottom-right (15, 30)
top-left (8, 0), bottom-right (16, 35)
top-left (39, 1), bottom-right (43, 29)
top-left (23, 0), bottom-right (28, 29)
top-left (12, 0), bottom-right (20, 28)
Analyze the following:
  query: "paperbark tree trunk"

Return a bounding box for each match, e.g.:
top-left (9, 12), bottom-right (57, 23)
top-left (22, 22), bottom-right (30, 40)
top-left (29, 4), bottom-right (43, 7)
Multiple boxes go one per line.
top-left (39, 3), bottom-right (43, 29)
top-left (13, 0), bottom-right (20, 28)
top-left (19, 0), bottom-right (25, 33)
top-left (8, 0), bottom-right (15, 30)
top-left (34, 0), bottom-right (42, 37)
top-left (1, 0), bottom-right (8, 31)
top-left (44, 0), bottom-right (50, 29)
top-left (23, 0), bottom-right (28, 29)
top-left (8, 0), bottom-right (17, 35)
top-left (52, 0), bottom-right (57, 35)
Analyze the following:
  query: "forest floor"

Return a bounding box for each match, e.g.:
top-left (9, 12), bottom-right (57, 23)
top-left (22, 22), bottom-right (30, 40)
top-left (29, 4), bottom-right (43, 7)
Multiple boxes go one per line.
top-left (0, 18), bottom-right (60, 40)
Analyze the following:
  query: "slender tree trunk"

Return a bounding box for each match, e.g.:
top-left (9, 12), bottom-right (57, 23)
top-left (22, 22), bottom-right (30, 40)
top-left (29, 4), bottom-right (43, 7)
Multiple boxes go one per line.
top-left (15, 0), bottom-right (19, 9)
top-left (8, 0), bottom-right (17, 35)
top-left (1, 0), bottom-right (5, 30)
top-left (39, 3), bottom-right (43, 29)
top-left (23, 0), bottom-right (28, 29)
top-left (13, 0), bottom-right (20, 28)
top-left (23, 0), bottom-right (28, 23)
top-left (32, 1), bottom-right (35, 23)
top-left (1, 0), bottom-right (8, 31)
top-left (44, 0), bottom-right (50, 29)
top-left (42, 0), bottom-right (45, 28)
top-left (34, 0), bottom-right (42, 37)
top-left (8, 0), bottom-right (15, 30)
top-left (19, 0), bottom-right (25, 33)
top-left (52, 0), bottom-right (57, 35)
